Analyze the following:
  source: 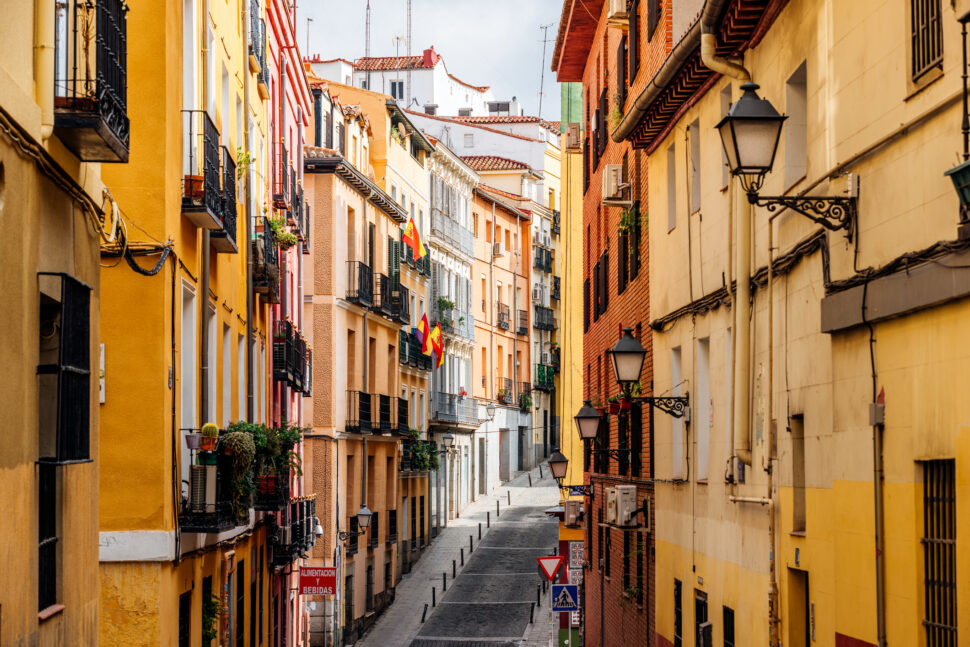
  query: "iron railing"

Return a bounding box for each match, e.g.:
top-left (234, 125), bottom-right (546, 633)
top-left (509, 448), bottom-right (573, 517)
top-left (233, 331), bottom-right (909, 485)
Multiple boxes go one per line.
top-left (302, 201), bottom-right (310, 254)
top-left (552, 210), bottom-right (561, 235)
top-left (387, 510), bottom-right (398, 543)
top-left (534, 305), bottom-right (556, 331)
top-left (273, 143), bottom-right (290, 209)
top-left (396, 396), bottom-right (410, 435)
top-left (347, 391), bottom-right (373, 434)
top-left (496, 303), bottom-right (510, 330)
top-left (53, 0), bottom-right (130, 162)
top-left (212, 146), bottom-right (238, 252)
top-left (373, 274), bottom-right (397, 319)
top-left (252, 218), bottom-right (280, 294)
top-left (430, 210), bottom-right (474, 257)
top-left (517, 309), bottom-right (528, 335)
top-left (180, 444), bottom-right (235, 533)
top-left (533, 246), bottom-right (553, 273)
top-left (551, 347), bottom-right (561, 373)
top-left (534, 364), bottom-right (555, 392)
top-left (399, 331), bottom-right (432, 371)
top-left (272, 496), bottom-right (317, 566)
top-left (254, 471), bottom-right (290, 511)
top-left (432, 392), bottom-right (479, 425)
top-left (496, 377), bottom-right (513, 404)
top-left (346, 261), bottom-right (374, 306)
top-left (400, 440), bottom-right (436, 472)
top-left (181, 110), bottom-right (223, 224)
top-left (396, 285), bottom-right (411, 325)
top-left (552, 276), bottom-right (561, 300)
top-left (376, 394), bottom-right (393, 432)
top-left (272, 321), bottom-right (309, 393)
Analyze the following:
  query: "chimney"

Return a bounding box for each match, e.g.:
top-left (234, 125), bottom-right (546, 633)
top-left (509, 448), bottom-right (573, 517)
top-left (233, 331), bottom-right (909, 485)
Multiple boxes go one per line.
top-left (423, 46), bottom-right (437, 67)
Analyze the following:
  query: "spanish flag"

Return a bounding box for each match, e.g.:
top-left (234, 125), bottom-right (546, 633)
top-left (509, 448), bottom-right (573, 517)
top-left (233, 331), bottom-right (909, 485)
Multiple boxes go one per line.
top-left (417, 313), bottom-right (433, 356)
top-left (402, 216), bottom-right (427, 259)
top-left (429, 323), bottom-right (444, 368)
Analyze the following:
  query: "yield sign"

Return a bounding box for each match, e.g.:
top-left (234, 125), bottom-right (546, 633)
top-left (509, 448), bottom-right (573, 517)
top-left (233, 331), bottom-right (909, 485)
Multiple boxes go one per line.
top-left (537, 555), bottom-right (564, 581)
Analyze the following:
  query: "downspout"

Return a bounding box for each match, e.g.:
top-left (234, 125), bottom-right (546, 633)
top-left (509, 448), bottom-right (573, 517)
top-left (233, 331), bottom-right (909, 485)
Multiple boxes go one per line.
top-left (766, 215), bottom-right (779, 647)
top-left (244, 0), bottom-right (255, 421)
top-left (35, 0), bottom-right (55, 140)
top-left (200, 0), bottom-right (212, 429)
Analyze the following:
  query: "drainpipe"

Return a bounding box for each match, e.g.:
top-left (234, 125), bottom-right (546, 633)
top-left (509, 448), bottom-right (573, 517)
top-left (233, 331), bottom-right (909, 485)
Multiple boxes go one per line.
top-left (313, 88), bottom-right (323, 147)
top-left (35, 0), bottom-right (55, 141)
top-left (244, 0), bottom-right (254, 422)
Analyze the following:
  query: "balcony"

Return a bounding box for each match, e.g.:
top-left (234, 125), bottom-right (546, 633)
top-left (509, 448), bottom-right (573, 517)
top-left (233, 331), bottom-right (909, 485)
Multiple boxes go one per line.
top-left (346, 261), bottom-right (374, 306)
top-left (496, 377), bottom-right (513, 404)
top-left (399, 329), bottom-right (432, 371)
top-left (533, 364), bottom-right (555, 392)
top-left (551, 276), bottom-right (561, 301)
top-left (431, 210), bottom-right (474, 257)
top-left (273, 143), bottom-right (290, 209)
top-left (347, 391), bottom-right (373, 434)
top-left (534, 305), bottom-right (556, 331)
top-left (396, 285), bottom-right (411, 325)
top-left (373, 274), bottom-right (398, 320)
top-left (272, 496), bottom-right (317, 567)
top-left (254, 471), bottom-right (290, 511)
top-left (273, 321), bottom-right (310, 394)
top-left (517, 309), bottom-right (528, 336)
top-left (302, 201), bottom-right (311, 255)
top-left (53, 0), bottom-right (130, 162)
top-left (181, 110), bottom-right (223, 229)
top-left (211, 147), bottom-right (238, 253)
top-left (552, 210), bottom-right (560, 235)
top-left (533, 246), bottom-right (553, 273)
top-left (432, 392), bottom-right (480, 426)
top-left (253, 218), bottom-right (280, 302)
top-left (551, 347), bottom-right (561, 374)
top-left (396, 396), bottom-right (410, 435)
top-left (180, 445), bottom-right (235, 533)
top-left (496, 303), bottom-right (510, 330)
top-left (400, 440), bottom-right (436, 473)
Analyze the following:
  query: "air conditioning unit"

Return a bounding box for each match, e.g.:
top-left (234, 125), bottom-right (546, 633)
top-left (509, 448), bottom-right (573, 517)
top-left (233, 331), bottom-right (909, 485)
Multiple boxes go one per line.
top-left (605, 487), bottom-right (618, 525)
top-left (189, 465), bottom-right (217, 513)
top-left (615, 485), bottom-right (641, 527)
top-left (564, 500), bottom-right (583, 528)
top-left (565, 123), bottom-right (581, 151)
top-left (607, 0), bottom-right (629, 29)
top-left (492, 242), bottom-right (505, 257)
top-left (602, 164), bottom-right (629, 203)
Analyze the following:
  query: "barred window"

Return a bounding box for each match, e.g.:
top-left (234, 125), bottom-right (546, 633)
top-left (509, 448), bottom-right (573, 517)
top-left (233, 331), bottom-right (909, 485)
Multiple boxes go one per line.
top-left (38, 462), bottom-right (58, 611)
top-left (629, 0), bottom-right (641, 81)
top-left (911, 0), bottom-right (943, 81)
top-left (922, 459), bottom-right (956, 646)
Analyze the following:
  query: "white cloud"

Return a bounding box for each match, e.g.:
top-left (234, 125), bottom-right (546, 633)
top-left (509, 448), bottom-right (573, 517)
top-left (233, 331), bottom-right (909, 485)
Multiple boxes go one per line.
top-left (300, 0), bottom-right (562, 119)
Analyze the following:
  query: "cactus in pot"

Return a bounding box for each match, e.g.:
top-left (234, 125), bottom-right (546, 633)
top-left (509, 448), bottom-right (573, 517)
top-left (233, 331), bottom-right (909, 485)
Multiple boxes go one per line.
top-left (200, 422), bottom-right (219, 451)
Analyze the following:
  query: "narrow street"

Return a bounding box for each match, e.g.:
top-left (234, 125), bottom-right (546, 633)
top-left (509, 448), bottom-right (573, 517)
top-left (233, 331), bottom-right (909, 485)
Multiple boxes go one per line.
top-left (359, 467), bottom-right (561, 647)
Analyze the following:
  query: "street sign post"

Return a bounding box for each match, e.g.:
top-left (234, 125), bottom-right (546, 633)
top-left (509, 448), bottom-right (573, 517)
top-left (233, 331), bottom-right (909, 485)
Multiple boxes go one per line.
top-left (536, 555), bottom-right (565, 581)
top-left (552, 584), bottom-right (579, 612)
top-left (299, 567), bottom-right (337, 596)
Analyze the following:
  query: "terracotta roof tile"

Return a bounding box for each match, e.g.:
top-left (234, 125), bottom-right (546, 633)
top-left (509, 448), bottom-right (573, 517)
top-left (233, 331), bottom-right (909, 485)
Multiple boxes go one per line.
top-left (447, 73), bottom-right (489, 93)
top-left (451, 115), bottom-right (561, 134)
top-left (403, 109), bottom-right (542, 143)
top-left (461, 155), bottom-right (530, 172)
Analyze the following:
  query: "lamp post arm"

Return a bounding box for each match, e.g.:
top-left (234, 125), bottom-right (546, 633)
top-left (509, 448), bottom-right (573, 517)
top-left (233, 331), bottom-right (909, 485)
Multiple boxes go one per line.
top-left (629, 394), bottom-right (690, 420)
top-left (748, 191), bottom-right (856, 241)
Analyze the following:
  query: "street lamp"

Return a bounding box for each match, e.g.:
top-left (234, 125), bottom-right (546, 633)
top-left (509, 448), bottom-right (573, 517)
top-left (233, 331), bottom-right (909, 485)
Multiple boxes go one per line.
top-left (573, 400), bottom-right (601, 441)
top-left (441, 433), bottom-right (455, 449)
top-left (608, 328), bottom-right (647, 386)
top-left (485, 402), bottom-right (496, 421)
top-left (717, 82), bottom-right (857, 239)
top-left (337, 504), bottom-right (372, 541)
top-left (547, 448), bottom-right (593, 497)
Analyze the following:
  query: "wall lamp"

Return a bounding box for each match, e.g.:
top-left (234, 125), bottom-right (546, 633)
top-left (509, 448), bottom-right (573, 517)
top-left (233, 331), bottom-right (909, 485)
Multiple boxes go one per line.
top-left (606, 328), bottom-right (690, 420)
top-left (337, 505), bottom-right (372, 541)
top-left (717, 82), bottom-right (857, 241)
top-left (548, 449), bottom-right (594, 498)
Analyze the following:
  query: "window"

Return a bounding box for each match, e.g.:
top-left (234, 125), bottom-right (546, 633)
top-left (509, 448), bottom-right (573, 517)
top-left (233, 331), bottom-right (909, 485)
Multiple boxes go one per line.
top-left (366, 565), bottom-right (374, 611)
top-left (583, 137), bottom-right (590, 194)
top-left (618, 228), bottom-right (628, 295)
top-left (922, 459), bottom-right (956, 646)
top-left (695, 590), bottom-right (710, 647)
top-left (473, 214), bottom-right (478, 236)
top-left (689, 119), bottom-right (701, 212)
top-left (420, 495), bottom-right (426, 546)
top-left (630, 199), bottom-right (641, 279)
top-left (458, 108), bottom-right (472, 117)
top-left (604, 526), bottom-right (611, 577)
top-left (424, 104), bottom-right (437, 115)
top-left (236, 560), bottom-right (245, 645)
top-left (911, 0), bottom-right (943, 81)
top-left (410, 496), bottom-right (417, 550)
top-left (635, 534), bottom-right (644, 604)
top-left (222, 324), bottom-right (231, 427)
top-left (390, 80), bottom-right (404, 100)
top-left (667, 143), bottom-right (677, 231)
top-left (788, 568), bottom-right (810, 647)
top-left (696, 339), bottom-right (710, 481)
top-left (38, 462), bottom-right (58, 611)
top-left (622, 532), bottom-right (631, 591)
top-left (592, 262), bottom-right (600, 323)
top-left (464, 133), bottom-right (474, 148)
top-left (178, 590), bottom-right (191, 647)
top-left (648, 0), bottom-right (662, 40)
top-left (631, 403), bottom-right (643, 476)
top-left (629, 0), bottom-right (641, 80)
top-left (616, 36), bottom-right (627, 107)
top-left (720, 86), bottom-right (733, 187)
top-left (791, 414), bottom-right (806, 532)
top-left (785, 62), bottom-right (807, 189)
top-left (723, 606), bottom-right (735, 647)
top-left (671, 347), bottom-right (684, 479)
top-left (673, 579), bottom-right (683, 647)
top-left (599, 250), bottom-right (609, 314)
top-left (597, 509), bottom-right (604, 571)
top-left (38, 273), bottom-right (92, 463)
top-left (583, 278), bottom-right (590, 332)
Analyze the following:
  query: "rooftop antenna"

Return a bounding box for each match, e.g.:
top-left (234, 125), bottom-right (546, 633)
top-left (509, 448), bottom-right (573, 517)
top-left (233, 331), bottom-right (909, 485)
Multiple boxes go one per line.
top-left (306, 17), bottom-right (313, 58)
top-left (406, 0), bottom-right (413, 105)
top-left (365, 0), bottom-right (371, 89)
top-left (537, 23), bottom-right (554, 119)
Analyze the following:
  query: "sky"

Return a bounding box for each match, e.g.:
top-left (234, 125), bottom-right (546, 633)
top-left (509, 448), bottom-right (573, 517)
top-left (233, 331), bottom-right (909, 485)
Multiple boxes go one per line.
top-left (299, 0), bottom-right (563, 119)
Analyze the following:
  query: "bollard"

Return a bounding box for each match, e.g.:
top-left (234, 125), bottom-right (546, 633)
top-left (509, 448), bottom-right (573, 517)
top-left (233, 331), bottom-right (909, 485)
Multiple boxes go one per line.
top-left (487, 511), bottom-right (491, 527)
top-left (478, 522), bottom-right (482, 539)
top-left (537, 584), bottom-right (541, 606)
top-left (460, 547), bottom-right (464, 565)
top-left (539, 464), bottom-right (543, 479)
top-left (453, 560), bottom-right (457, 578)
top-left (530, 602), bottom-right (535, 624)
top-left (422, 603), bottom-right (428, 622)
top-left (442, 572), bottom-right (447, 592)
top-left (469, 535), bottom-right (474, 554)
top-left (528, 473), bottom-right (532, 487)
top-left (496, 501), bottom-right (500, 517)
top-left (553, 546), bottom-right (557, 556)
top-left (432, 587), bottom-right (436, 607)
top-left (508, 490), bottom-right (511, 505)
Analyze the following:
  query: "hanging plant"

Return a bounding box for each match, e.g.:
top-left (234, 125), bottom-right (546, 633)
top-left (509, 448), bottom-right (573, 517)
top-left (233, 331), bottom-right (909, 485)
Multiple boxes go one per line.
top-left (437, 297), bottom-right (456, 313)
top-left (236, 147), bottom-right (254, 180)
top-left (202, 593), bottom-right (224, 644)
top-left (269, 216), bottom-right (298, 249)
top-left (608, 101), bottom-right (624, 130)
top-left (220, 431), bottom-right (256, 523)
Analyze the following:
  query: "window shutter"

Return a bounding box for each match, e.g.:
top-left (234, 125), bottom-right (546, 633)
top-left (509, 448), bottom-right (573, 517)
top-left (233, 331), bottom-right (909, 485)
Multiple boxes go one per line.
top-left (648, 0), bottom-right (661, 40)
top-left (325, 111), bottom-right (333, 149)
top-left (583, 137), bottom-right (590, 194)
top-left (598, 89), bottom-right (608, 154)
top-left (631, 403), bottom-right (643, 476)
top-left (600, 251), bottom-right (609, 314)
top-left (630, 0), bottom-right (641, 81)
top-left (617, 36), bottom-right (627, 107)
top-left (583, 278), bottom-right (591, 332)
top-left (593, 262), bottom-right (601, 322)
top-left (618, 231), bottom-right (628, 294)
top-left (631, 200), bottom-right (641, 279)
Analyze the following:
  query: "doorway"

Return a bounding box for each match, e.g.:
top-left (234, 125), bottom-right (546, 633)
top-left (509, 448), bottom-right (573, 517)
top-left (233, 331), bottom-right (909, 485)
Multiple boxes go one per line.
top-left (788, 568), bottom-right (810, 647)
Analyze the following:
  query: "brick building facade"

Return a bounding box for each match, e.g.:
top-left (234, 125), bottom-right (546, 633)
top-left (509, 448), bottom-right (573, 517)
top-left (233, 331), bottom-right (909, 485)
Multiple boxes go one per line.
top-left (553, 1), bottom-right (679, 645)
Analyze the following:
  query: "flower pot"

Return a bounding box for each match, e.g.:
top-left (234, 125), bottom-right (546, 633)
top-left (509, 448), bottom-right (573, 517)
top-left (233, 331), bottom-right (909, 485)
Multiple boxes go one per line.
top-left (258, 474), bottom-right (277, 495)
top-left (620, 398), bottom-right (632, 411)
top-left (199, 436), bottom-right (218, 451)
top-left (608, 402), bottom-right (621, 415)
top-left (185, 432), bottom-right (201, 450)
top-left (183, 174), bottom-right (204, 200)
top-left (198, 451), bottom-right (218, 466)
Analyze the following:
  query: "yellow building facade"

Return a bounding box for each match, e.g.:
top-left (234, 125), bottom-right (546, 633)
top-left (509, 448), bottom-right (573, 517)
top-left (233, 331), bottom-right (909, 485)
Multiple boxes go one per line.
top-left (97, 0), bottom-right (283, 644)
top-left (623, 0), bottom-right (970, 645)
top-left (1, 0), bottom-right (125, 643)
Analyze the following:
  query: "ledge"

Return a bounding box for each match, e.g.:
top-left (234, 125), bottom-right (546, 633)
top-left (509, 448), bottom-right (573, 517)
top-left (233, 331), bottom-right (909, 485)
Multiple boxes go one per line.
top-left (38, 604), bottom-right (65, 622)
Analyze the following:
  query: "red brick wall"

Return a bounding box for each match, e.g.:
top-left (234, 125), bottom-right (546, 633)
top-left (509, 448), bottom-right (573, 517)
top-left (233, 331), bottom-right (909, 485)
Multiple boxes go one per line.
top-left (572, 1), bottom-right (675, 645)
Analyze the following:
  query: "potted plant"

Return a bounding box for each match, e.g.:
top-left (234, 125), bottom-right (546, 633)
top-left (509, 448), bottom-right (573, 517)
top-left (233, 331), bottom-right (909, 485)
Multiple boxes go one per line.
top-left (185, 430), bottom-right (201, 450)
top-left (220, 430), bottom-right (256, 523)
top-left (200, 422), bottom-right (219, 451)
top-left (607, 395), bottom-right (621, 415)
top-left (457, 387), bottom-right (468, 398)
top-left (202, 592), bottom-right (224, 645)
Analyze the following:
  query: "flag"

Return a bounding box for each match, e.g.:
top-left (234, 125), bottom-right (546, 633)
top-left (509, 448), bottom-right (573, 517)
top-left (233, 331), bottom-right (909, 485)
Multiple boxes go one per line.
top-left (418, 313), bottom-right (433, 356)
top-left (429, 323), bottom-right (444, 368)
top-left (402, 216), bottom-right (427, 259)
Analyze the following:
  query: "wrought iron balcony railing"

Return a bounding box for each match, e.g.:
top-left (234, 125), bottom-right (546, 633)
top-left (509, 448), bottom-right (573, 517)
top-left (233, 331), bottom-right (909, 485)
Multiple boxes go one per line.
top-left (272, 496), bottom-right (317, 566)
top-left (398, 330), bottom-right (432, 371)
top-left (400, 440), bottom-right (436, 472)
top-left (53, 0), bottom-right (130, 162)
top-left (302, 201), bottom-right (310, 255)
top-left (496, 302), bottom-right (510, 330)
top-left (552, 210), bottom-right (560, 235)
top-left (533, 246), bottom-right (553, 273)
top-left (551, 275), bottom-right (561, 300)
top-left (533, 364), bottom-right (555, 392)
top-left (551, 347), bottom-right (561, 374)
top-left (181, 110), bottom-right (223, 229)
top-left (180, 441), bottom-right (235, 533)
top-left (432, 392), bottom-right (479, 425)
top-left (396, 396), bottom-right (409, 435)
top-left (273, 143), bottom-right (290, 209)
top-left (212, 146), bottom-right (238, 253)
top-left (496, 377), bottom-right (513, 404)
top-left (346, 261), bottom-right (374, 306)
top-left (517, 309), bottom-right (528, 336)
top-left (254, 470), bottom-right (290, 511)
top-left (347, 390), bottom-right (372, 434)
top-left (253, 218), bottom-right (280, 298)
top-left (272, 321), bottom-right (310, 394)
top-left (431, 210), bottom-right (474, 257)
top-left (373, 273), bottom-right (398, 319)
top-left (534, 305), bottom-right (556, 331)
top-left (396, 285), bottom-right (411, 325)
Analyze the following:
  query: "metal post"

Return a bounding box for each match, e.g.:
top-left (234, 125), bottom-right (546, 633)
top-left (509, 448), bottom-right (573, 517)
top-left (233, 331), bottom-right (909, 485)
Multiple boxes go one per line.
top-left (432, 587), bottom-right (436, 607)
top-left (422, 603), bottom-right (428, 622)
top-left (496, 501), bottom-right (500, 517)
top-left (453, 560), bottom-right (457, 578)
top-left (529, 474), bottom-right (533, 487)
top-left (963, 19), bottom-right (969, 161)
top-left (508, 490), bottom-right (511, 505)
top-left (478, 522), bottom-right (482, 539)
top-left (443, 572), bottom-right (447, 591)
top-left (530, 602), bottom-right (535, 624)
top-left (460, 547), bottom-right (464, 565)
top-left (487, 511), bottom-right (491, 527)
top-left (539, 464), bottom-right (543, 478)
top-left (537, 584), bottom-right (541, 606)
top-left (469, 535), bottom-right (474, 554)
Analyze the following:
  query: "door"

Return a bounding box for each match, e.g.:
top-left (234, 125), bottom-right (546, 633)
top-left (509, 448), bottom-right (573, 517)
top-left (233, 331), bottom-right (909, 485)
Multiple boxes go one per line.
top-left (517, 428), bottom-right (524, 472)
top-left (499, 429), bottom-right (510, 481)
top-left (788, 568), bottom-right (810, 647)
top-left (478, 438), bottom-right (487, 494)
top-left (695, 590), bottom-right (710, 647)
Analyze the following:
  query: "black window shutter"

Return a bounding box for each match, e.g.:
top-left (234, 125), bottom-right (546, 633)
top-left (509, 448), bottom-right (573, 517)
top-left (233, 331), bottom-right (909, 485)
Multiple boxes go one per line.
top-left (583, 278), bottom-right (591, 332)
top-left (593, 262), bottom-right (601, 322)
top-left (631, 404), bottom-right (643, 476)
top-left (592, 116), bottom-right (600, 170)
top-left (630, 0), bottom-right (641, 81)
top-left (600, 251), bottom-right (609, 314)
top-left (583, 137), bottom-right (590, 194)
top-left (631, 200), bottom-right (641, 279)
top-left (618, 232), bottom-right (628, 294)
top-left (598, 89), bottom-right (608, 154)
top-left (617, 36), bottom-right (627, 107)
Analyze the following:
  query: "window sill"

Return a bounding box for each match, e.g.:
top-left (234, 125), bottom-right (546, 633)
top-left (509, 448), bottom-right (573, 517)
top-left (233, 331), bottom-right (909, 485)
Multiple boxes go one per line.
top-left (905, 67), bottom-right (943, 101)
top-left (789, 530), bottom-right (806, 538)
top-left (38, 604), bottom-right (65, 622)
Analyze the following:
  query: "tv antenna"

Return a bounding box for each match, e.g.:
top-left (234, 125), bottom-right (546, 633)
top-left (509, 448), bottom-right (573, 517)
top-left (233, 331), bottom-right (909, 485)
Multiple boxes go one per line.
top-left (537, 23), bottom-right (554, 119)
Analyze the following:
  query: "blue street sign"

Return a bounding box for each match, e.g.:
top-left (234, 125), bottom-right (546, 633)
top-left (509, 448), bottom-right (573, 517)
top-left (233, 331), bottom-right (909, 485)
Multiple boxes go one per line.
top-left (568, 486), bottom-right (587, 496)
top-left (552, 584), bottom-right (579, 612)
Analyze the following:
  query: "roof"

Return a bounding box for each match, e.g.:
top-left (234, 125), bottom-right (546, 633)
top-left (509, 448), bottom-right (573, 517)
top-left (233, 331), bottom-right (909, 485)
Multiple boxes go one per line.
top-left (306, 55), bottom-right (355, 66)
top-left (461, 155), bottom-right (530, 172)
top-left (451, 115), bottom-right (560, 134)
top-left (355, 55), bottom-right (429, 71)
top-left (447, 73), bottom-right (490, 93)
top-left (386, 100), bottom-right (435, 153)
top-left (305, 147), bottom-right (407, 222)
top-left (552, 0), bottom-right (607, 82)
top-left (478, 184), bottom-right (528, 202)
top-left (473, 187), bottom-right (531, 221)
top-left (403, 109), bottom-right (543, 143)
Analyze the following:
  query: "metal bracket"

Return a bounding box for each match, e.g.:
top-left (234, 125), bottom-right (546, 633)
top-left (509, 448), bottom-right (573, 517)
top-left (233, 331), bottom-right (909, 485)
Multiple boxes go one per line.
top-left (637, 395), bottom-right (690, 420)
top-left (337, 530), bottom-right (366, 541)
top-left (589, 445), bottom-right (632, 461)
top-left (749, 192), bottom-right (857, 241)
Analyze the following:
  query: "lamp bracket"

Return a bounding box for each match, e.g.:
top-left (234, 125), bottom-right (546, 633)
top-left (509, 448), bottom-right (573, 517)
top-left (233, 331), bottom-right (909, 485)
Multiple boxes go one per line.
top-left (748, 191), bottom-right (856, 241)
top-left (632, 394), bottom-right (690, 419)
top-left (557, 483), bottom-right (594, 498)
top-left (589, 444), bottom-right (632, 462)
top-left (337, 530), bottom-right (366, 541)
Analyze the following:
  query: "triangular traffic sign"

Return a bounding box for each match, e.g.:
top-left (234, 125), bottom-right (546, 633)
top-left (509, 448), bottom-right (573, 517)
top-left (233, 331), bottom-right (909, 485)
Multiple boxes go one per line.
top-left (537, 555), bottom-right (564, 581)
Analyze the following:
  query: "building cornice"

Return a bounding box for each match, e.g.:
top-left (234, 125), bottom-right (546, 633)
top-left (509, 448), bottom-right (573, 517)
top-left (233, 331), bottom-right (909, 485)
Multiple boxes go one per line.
top-left (304, 150), bottom-right (407, 222)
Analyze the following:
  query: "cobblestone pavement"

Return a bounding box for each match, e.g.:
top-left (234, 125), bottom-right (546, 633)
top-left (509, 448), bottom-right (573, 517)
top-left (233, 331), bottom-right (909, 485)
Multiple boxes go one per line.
top-left (356, 466), bottom-right (560, 647)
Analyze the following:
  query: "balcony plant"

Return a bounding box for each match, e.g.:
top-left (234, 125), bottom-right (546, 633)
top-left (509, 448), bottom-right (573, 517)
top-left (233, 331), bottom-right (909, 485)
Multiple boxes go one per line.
top-left (200, 422), bottom-right (219, 451)
top-left (236, 147), bottom-right (254, 180)
top-left (220, 430), bottom-right (256, 524)
top-left (497, 386), bottom-right (512, 402)
top-left (606, 395), bottom-right (621, 415)
top-left (185, 430), bottom-right (201, 450)
top-left (269, 216), bottom-right (298, 249)
top-left (437, 297), bottom-right (455, 313)
top-left (518, 392), bottom-right (532, 411)
top-left (202, 593), bottom-right (225, 644)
